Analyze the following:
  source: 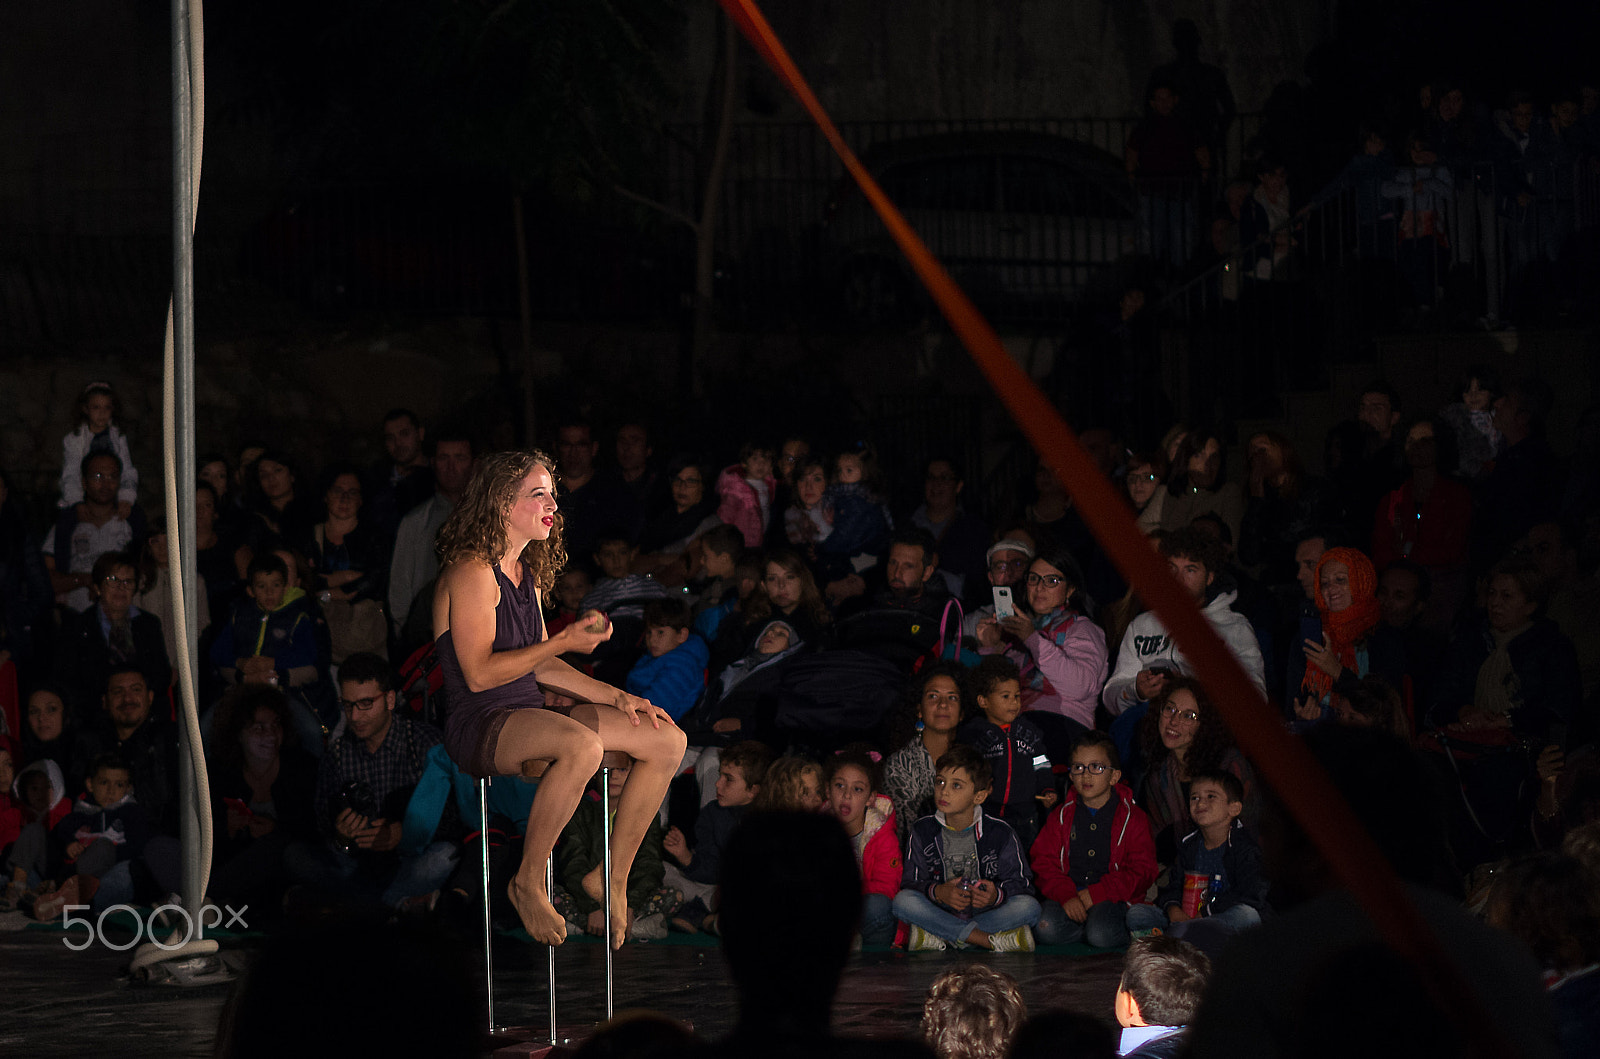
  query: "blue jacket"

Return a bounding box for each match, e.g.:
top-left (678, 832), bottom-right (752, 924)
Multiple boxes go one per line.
top-left (625, 634), bottom-right (710, 721)
top-left (209, 592), bottom-right (318, 675)
top-left (1153, 818), bottom-right (1270, 917)
top-left (955, 715), bottom-right (1051, 817)
top-left (901, 806), bottom-right (1033, 909)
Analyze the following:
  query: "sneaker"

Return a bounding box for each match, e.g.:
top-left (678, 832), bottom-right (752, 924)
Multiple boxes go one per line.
top-left (631, 913), bottom-right (668, 941)
top-left (1130, 927), bottom-right (1164, 940)
top-left (989, 926), bottom-right (1036, 953)
top-left (906, 925), bottom-right (947, 952)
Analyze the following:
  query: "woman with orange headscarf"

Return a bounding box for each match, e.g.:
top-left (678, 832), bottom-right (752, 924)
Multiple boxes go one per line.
top-left (1289, 547), bottom-right (1395, 726)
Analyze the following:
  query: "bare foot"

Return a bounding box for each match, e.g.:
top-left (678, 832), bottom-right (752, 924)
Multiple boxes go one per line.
top-left (608, 877), bottom-right (630, 951)
top-left (507, 874), bottom-right (566, 946)
top-left (581, 863), bottom-right (605, 904)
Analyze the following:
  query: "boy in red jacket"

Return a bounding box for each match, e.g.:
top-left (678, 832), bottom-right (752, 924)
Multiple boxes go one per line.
top-left (1031, 730), bottom-right (1158, 947)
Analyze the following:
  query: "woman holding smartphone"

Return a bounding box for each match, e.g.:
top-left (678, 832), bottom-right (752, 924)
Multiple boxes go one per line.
top-left (975, 547), bottom-right (1109, 763)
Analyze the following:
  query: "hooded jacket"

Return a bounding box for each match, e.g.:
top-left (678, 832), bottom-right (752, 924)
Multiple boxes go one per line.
top-left (625, 632), bottom-right (711, 722)
top-left (856, 791), bottom-right (902, 899)
top-left (1102, 585), bottom-right (1265, 714)
top-left (209, 587), bottom-right (319, 678)
top-left (1, 759), bottom-right (70, 848)
top-left (902, 805), bottom-right (1034, 908)
top-left (1031, 781), bottom-right (1158, 907)
top-left (715, 464), bottom-right (776, 548)
top-left (54, 789), bottom-right (150, 863)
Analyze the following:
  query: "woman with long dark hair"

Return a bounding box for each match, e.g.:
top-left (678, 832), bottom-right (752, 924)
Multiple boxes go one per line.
top-left (1139, 677), bottom-right (1257, 854)
top-left (432, 450), bottom-right (686, 949)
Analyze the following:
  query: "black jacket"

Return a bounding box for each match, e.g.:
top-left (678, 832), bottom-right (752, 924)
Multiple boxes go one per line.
top-left (52, 605), bottom-right (172, 715)
top-left (1153, 819), bottom-right (1270, 917)
top-left (1429, 617), bottom-right (1580, 742)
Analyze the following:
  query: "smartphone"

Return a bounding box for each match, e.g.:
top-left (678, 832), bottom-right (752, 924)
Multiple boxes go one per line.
top-left (992, 585), bottom-right (1015, 619)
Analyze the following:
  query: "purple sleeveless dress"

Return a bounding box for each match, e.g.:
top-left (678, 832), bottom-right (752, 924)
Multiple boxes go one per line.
top-left (438, 563), bottom-right (546, 778)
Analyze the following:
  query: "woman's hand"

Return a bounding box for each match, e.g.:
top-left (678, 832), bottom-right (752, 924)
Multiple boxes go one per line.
top-left (558, 611), bottom-right (613, 655)
top-left (975, 616), bottom-right (1005, 649)
top-left (998, 614), bottom-right (1034, 642)
top-left (711, 718), bottom-right (742, 734)
top-left (1293, 694), bottom-right (1323, 722)
top-left (612, 689), bottom-right (672, 729)
top-left (1457, 705), bottom-right (1512, 731)
top-left (1303, 635), bottom-right (1343, 680)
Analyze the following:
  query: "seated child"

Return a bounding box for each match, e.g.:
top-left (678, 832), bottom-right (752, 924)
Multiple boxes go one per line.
top-left (36, 753), bottom-right (177, 920)
top-left (715, 443), bottom-right (777, 548)
top-left (2, 758), bottom-right (72, 910)
top-left (1126, 769), bottom-right (1269, 942)
top-left (1114, 935), bottom-right (1213, 1058)
top-left (545, 567), bottom-right (593, 640)
top-left (663, 739), bottom-right (771, 933)
top-left (209, 554), bottom-right (325, 720)
top-left (957, 656), bottom-right (1055, 851)
top-left (1032, 731), bottom-right (1158, 949)
top-left (692, 546), bottom-right (761, 644)
top-left (580, 535), bottom-right (669, 622)
top-left (554, 752), bottom-right (677, 943)
top-left (753, 755), bottom-right (825, 813)
top-left (625, 599), bottom-right (709, 722)
top-left (894, 744), bottom-right (1041, 952)
top-left (688, 523), bottom-right (746, 614)
top-left (920, 964), bottom-right (1028, 1059)
top-left (817, 443), bottom-right (892, 596)
top-left (825, 745), bottom-right (901, 946)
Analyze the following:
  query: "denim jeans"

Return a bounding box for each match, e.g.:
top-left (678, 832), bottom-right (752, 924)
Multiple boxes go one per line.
top-left (1036, 898), bottom-right (1130, 947)
top-left (284, 839), bottom-right (460, 909)
top-left (1125, 901), bottom-right (1261, 938)
top-left (892, 889), bottom-right (1041, 946)
top-left (861, 893), bottom-right (895, 947)
top-left (84, 836), bottom-right (182, 914)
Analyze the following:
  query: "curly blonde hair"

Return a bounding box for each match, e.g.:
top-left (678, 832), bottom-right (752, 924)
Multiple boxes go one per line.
top-left (435, 449), bottom-right (568, 592)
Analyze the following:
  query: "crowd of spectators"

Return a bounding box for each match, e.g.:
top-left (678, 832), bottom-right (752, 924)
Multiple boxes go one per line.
top-left (2, 364), bottom-right (1599, 1051)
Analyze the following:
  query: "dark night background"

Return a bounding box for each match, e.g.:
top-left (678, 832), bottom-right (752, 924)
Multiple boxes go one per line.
top-left (1, 0), bottom-right (1596, 515)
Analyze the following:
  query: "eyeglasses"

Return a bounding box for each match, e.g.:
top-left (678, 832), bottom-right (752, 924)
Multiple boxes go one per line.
top-left (101, 575), bottom-right (135, 586)
top-left (1161, 705), bottom-right (1201, 724)
top-left (988, 558), bottom-right (1028, 572)
top-left (1069, 762), bottom-right (1110, 775)
top-left (340, 695), bottom-right (384, 712)
top-left (1025, 573), bottom-right (1067, 587)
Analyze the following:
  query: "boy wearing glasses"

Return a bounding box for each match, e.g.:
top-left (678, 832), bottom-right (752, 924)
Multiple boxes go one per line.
top-left (1032, 731), bottom-right (1158, 947)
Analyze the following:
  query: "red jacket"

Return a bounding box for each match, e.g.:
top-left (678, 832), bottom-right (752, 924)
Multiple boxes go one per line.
top-left (1030, 782), bottom-right (1158, 906)
top-left (857, 793), bottom-right (902, 899)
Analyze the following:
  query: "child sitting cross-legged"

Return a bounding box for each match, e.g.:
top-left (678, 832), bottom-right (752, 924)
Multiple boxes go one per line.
top-left (662, 739), bottom-right (771, 934)
top-left (1032, 731), bottom-right (1158, 948)
top-left (957, 656), bottom-right (1056, 852)
top-left (1125, 769), bottom-right (1269, 943)
top-left (554, 752), bottom-right (679, 943)
top-left (824, 744), bottom-right (901, 947)
top-left (35, 753), bottom-right (173, 921)
top-left (1114, 934), bottom-right (1213, 1058)
top-left (624, 598), bottom-right (709, 723)
top-left (894, 744), bottom-right (1040, 952)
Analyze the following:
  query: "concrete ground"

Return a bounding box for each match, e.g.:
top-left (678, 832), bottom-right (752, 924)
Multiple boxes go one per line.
top-left (0, 919), bottom-right (1126, 1057)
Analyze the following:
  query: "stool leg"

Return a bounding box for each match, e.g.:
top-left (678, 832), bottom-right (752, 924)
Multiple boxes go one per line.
top-left (478, 777), bottom-right (495, 1035)
top-left (547, 853), bottom-right (558, 1044)
top-left (601, 764), bottom-right (614, 1020)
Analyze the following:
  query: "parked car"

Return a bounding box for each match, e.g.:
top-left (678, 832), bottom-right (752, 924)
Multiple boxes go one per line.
top-left (819, 131), bottom-right (1138, 324)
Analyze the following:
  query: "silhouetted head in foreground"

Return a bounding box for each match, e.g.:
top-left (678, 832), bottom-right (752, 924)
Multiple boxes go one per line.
top-left (719, 811), bottom-right (860, 1038)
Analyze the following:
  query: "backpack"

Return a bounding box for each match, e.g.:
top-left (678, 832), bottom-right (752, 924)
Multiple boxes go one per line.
top-left (771, 650), bottom-right (904, 751)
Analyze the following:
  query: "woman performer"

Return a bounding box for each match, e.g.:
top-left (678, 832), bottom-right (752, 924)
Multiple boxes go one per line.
top-left (433, 450), bottom-right (687, 949)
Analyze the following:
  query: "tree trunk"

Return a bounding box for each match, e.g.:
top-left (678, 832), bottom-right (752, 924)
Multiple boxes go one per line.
top-left (686, 12), bottom-right (738, 401)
